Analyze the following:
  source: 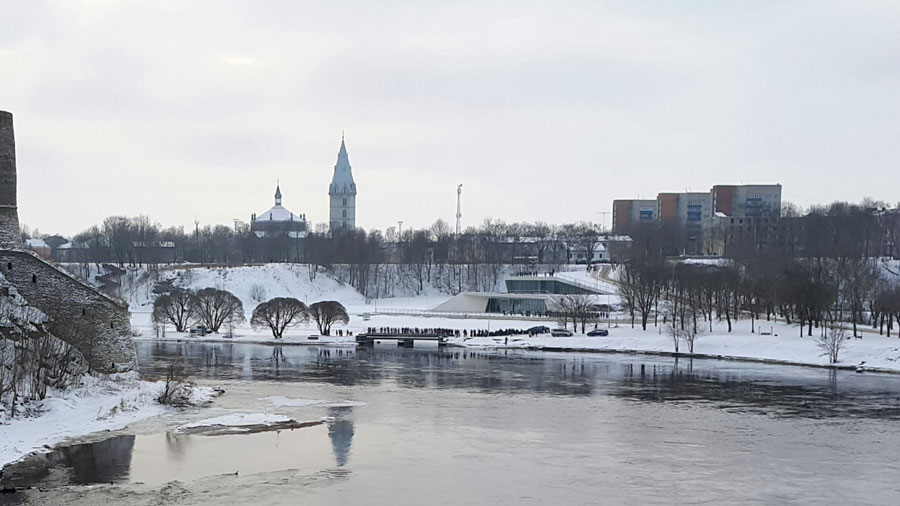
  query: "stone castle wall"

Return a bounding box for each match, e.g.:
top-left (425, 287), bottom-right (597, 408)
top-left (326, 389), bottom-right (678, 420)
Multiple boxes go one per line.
top-left (0, 250), bottom-right (136, 373)
top-left (0, 110), bottom-right (135, 373)
top-left (0, 110), bottom-right (20, 248)
top-left (0, 210), bottom-right (19, 248)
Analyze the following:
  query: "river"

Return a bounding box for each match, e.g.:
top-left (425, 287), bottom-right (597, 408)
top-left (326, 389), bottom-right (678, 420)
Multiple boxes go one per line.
top-left (3, 341), bottom-right (900, 505)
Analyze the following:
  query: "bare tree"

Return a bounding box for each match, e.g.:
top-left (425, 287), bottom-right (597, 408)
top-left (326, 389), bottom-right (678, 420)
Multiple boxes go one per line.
top-left (817, 325), bottom-right (847, 364)
top-left (251, 297), bottom-right (309, 339)
top-left (307, 301), bottom-right (350, 336)
top-left (190, 288), bottom-right (245, 333)
top-left (666, 323), bottom-right (681, 354)
top-left (249, 283), bottom-right (268, 303)
top-left (680, 315), bottom-right (704, 354)
top-left (152, 288), bottom-right (194, 332)
top-left (558, 294), bottom-right (597, 333)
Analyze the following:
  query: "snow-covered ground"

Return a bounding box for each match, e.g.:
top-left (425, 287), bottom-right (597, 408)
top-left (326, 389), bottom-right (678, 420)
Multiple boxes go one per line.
top-left (449, 319), bottom-right (900, 372)
top-left (133, 299), bottom-right (900, 374)
top-left (119, 262), bottom-right (900, 373)
top-left (120, 264), bottom-right (369, 311)
top-left (0, 373), bottom-right (216, 469)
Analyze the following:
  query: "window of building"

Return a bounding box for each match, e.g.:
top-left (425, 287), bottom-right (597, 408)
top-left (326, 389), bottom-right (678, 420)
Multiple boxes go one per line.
top-left (6, 262), bottom-right (11, 270)
top-left (342, 209), bottom-right (347, 218)
top-left (32, 274), bottom-right (37, 283)
top-left (342, 197), bottom-right (347, 206)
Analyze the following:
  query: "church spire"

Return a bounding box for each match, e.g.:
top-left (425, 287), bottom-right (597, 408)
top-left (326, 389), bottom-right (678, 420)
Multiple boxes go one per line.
top-left (330, 136), bottom-right (356, 196)
top-left (274, 181), bottom-right (282, 206)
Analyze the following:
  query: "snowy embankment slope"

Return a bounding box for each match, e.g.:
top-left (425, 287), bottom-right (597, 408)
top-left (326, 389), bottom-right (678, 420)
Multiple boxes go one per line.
top-left (123, 262), bottom-right (900, 373)
top-left (0, 374), bottom-right (215, 469)
top-left (121, 264), bottom-right (368, 313)
top-left (449, 319), bottom-right (900, 372)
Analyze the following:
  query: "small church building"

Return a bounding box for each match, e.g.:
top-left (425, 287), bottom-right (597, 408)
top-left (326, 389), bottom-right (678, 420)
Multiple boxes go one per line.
top-left (250, 184), bottom-right (308, 238)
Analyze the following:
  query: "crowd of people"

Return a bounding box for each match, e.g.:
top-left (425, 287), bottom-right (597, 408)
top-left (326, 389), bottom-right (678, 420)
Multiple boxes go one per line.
top-left (366, 327), bottom-right (459, 337)
top-left (364, 327), bottom-right (545, 338)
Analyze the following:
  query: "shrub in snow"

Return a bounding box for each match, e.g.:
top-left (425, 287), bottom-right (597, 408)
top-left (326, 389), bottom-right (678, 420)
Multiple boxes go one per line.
top-left (817, 326), bottom-right (847, 364)
top-left (157, 362), bottom-right (195, 407)
top-left (249, 283), bottom-right (267, 303)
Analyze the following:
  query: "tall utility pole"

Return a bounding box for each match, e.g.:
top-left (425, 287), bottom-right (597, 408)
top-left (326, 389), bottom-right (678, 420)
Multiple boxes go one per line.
top-left (597, 211), bottom-right (610, 232)
top-left (456, 184), bottom-right (463, 235)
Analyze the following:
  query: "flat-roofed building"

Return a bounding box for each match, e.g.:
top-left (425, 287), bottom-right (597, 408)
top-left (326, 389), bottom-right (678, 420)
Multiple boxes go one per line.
top-left (612, 199), bottom-right (658, 234)
top-left (712, 184), bottom-right (781, 219)
top-left (611, 184), bottom-right (782, 255)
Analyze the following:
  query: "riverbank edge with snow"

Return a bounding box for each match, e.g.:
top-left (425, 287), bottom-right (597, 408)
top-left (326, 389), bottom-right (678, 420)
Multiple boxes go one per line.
top-left (0, 373), bottom-right (217, 470)
top-left (517, 346), bottom-right (900, 375)
top-left (134, 331), bottom-right (900, 375)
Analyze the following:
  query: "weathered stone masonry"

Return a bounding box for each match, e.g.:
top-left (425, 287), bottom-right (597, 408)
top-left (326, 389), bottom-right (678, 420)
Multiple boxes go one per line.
top-left (0, 110), bottom-right (136, 373)
top-left (0, 251), bottom-right (135, 372)
top-left (0, 111), bottom-right (20, 249)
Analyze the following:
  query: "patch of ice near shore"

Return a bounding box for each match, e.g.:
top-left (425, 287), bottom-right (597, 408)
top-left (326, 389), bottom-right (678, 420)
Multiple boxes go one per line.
top-left (262, 396), bottom-right (366, 408)
top-left (176, 413), bottom-right (292, 432)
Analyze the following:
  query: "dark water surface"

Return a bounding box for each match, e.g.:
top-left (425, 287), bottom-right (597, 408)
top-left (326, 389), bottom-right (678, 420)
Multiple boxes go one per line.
top-left (4, 341), bottom-right (900, 505)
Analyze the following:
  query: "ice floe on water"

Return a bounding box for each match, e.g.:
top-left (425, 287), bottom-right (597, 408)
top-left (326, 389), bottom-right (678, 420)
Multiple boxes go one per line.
top-left (176, 412), bottom-right (293, 432)
top-left (261, 396), bottom-right (366, 408)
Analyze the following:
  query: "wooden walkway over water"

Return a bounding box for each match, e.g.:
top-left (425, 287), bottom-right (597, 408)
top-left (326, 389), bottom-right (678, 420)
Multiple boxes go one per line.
top-left (355, 333), bottom-right (450, 347)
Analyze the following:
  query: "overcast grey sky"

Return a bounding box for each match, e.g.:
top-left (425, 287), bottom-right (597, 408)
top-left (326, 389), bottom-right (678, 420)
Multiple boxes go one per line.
top-left (2, 0), bottom-right (899, 236)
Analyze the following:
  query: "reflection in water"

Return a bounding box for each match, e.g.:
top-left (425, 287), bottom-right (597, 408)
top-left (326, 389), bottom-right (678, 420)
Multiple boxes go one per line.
top-left (327, 407), bottom-right (355, 467)
top-left (6, 342), bottom-right (900, 505)
top-left (165, 432), bottom-right (192, 460)
top-left (610, 358), bottom-right (900, 419)
top-left (2, 424), bottom-right (343, 490)
top-left (1, 435), bottom-right (135, 489)
top-left (138, 342), bottom-right (900, 420)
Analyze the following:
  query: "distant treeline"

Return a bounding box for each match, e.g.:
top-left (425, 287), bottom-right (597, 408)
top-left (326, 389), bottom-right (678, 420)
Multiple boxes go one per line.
top-left (26, 217), bottom-right (613, 297)
top-left (30, 217), bottom-right (610, 268)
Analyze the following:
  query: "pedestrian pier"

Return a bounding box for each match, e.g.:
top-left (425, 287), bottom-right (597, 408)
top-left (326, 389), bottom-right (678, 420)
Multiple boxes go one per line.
top-left (355, 333), bottom-right (449, 347)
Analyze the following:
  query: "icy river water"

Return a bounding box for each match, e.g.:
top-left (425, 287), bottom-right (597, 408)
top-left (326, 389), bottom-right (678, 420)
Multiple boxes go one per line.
top-left (5, 341), bottom-right (900, 505)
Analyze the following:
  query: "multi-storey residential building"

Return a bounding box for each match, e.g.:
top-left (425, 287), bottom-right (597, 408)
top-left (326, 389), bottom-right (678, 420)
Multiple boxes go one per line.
top-left (611, 184), bottom-right (782, 254)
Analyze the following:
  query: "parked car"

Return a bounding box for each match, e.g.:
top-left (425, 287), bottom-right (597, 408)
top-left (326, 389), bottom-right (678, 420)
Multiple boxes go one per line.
top-left (189, 326), bottom-right (210, 337)
top-left (551, 328), bottom-right (574, 337)
top-left (587, 328), bottom-right (609, 337)
top-left (526, 325), bottom-right (551, 335)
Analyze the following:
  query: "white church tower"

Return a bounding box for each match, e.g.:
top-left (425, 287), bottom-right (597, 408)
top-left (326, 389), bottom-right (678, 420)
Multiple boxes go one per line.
top-left (329, 136), bottom-right (357, 231)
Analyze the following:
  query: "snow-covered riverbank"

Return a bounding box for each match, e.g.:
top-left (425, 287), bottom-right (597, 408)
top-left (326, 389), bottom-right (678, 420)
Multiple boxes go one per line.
top-left (0, 373), bottom-right (216, 469)
top-left (447, 319), bottom-right (900, 373)
top-left (134, 303), bottom-right (900, 374)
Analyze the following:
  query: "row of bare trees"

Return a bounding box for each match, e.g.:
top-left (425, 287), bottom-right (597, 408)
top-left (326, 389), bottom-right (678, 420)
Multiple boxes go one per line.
top-left (152, 287), bottom-right (351, 338)
top-left (250, 298), bottom-right (349, 338)
top-left (618, 202), bottom-right (900, 363)
top-left (620, 255), bottom-right (900, 339)
top-left (152, 287), bottom-right (245, 333)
